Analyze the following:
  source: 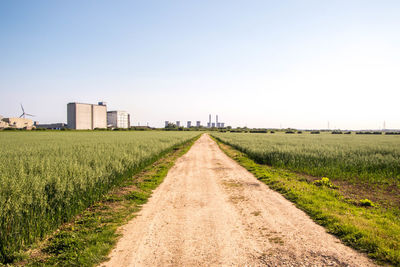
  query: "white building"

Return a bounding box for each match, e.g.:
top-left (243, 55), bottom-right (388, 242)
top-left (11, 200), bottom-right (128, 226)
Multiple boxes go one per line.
top-left (67, 102), bottom-right (107, 130)
top-left (107, 111), bottom-right (130, 128)
top-left (176, 121), bottom-right (181, 127)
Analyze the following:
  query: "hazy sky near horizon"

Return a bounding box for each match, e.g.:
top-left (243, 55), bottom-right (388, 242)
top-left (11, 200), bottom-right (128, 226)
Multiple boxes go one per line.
top-left (1, 1), bottom-right (400, 129)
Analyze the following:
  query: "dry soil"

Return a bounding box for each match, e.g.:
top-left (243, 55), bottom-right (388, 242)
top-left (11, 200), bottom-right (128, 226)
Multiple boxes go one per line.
top-left (102, 134), bottom-right (375, 267)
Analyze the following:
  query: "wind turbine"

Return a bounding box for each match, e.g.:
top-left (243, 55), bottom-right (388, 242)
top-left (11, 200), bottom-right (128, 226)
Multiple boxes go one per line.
top-left (19, 104), bottom-right (35, 119)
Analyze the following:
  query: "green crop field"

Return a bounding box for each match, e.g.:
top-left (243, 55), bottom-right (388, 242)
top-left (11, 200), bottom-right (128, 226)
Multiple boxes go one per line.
top-left (0, 131), bottom-right (199, 263)
top-left (212, 132), bottom-right (400, 185)
top-left (212, 132), bottom-right (400, 265)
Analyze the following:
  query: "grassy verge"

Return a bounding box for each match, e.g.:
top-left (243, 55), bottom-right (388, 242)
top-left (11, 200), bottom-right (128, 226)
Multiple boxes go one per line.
top-left (212, 136), bottom-right (400, 266)
top-left (11, 134), bottom-right (200, 267)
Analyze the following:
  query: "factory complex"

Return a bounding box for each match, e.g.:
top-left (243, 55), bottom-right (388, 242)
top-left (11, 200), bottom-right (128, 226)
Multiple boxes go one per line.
top-left (67, 102), bottom-right (131, 130)
top-left (0, 106), bottom-right (36, 130)
top-left (0, 117), bottom-right (35, 130)
top-left (165, 114), bottom-right (225, 129)
top-left (1, 103), bottom-right (227, 131)
top-left (0, 102), bottom-right (131, 130)
top-left (207, 114), bottom-right (225, 128)
top-left (107, 110), bottom-right (130, 129)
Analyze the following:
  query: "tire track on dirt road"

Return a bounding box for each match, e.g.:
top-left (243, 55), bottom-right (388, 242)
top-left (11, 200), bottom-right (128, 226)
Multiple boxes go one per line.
top-left (102, 134), bottom-right (375, 267)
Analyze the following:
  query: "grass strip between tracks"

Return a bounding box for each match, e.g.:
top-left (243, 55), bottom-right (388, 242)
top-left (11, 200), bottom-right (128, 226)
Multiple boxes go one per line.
top-left (212, 136), bottom-right (400, 266)
top-left (13, 134), bottom-right (201, 267)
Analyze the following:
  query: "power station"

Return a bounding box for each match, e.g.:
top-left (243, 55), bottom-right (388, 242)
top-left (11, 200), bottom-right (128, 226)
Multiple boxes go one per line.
top-left (164, 114), bottom-right (225, 128)
top-left (208, 114), bottom-right (224, 128)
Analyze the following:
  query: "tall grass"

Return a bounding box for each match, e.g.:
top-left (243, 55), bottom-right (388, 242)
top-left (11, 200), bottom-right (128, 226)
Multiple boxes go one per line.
top-left (212, 132), bottom-right (400, 184)
top-left (0, 131), bottom-right (198, 263)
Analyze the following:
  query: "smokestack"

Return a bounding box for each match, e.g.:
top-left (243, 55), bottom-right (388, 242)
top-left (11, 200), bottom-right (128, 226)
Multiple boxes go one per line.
top-left (216, 115), bottom-right (218, 124)
top-left (209, 114), bottom-right (211, 123)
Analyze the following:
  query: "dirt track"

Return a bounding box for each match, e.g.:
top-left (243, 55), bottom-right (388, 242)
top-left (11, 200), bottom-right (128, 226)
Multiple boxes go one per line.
top-left (103, 134), bottom-right (375, 267)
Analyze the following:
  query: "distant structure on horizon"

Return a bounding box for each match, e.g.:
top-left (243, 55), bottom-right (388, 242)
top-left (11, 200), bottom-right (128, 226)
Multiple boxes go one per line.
top-left (107, 110), bottom-right (130, 128)
top-left (163, 115), bottom-right (225, 128)
top-left (207, 114), bottom-right (225, 128)
top-left (67, 102), bottom-right (107, 130)
top-left (35, 123), bottom-right (67, 130)
top-left (0, 117), bottom-right (34, 129)
top-left (0, 104), bottom-right (36, 130)
top-left (164, 120), bottom-right (202, 128)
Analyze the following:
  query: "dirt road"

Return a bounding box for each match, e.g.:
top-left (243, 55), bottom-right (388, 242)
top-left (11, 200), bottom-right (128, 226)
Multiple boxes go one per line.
top-left (103, 134), bottom-right (375, 267)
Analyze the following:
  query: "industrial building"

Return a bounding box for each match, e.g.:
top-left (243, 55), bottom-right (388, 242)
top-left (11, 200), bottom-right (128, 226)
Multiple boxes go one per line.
top-left (0, 105), bottom-right (37, 129)
top-left (0, 115), bottom-right (5, 129)
top-left (35, 123), bottom-right (67, 130)
top-left (67, 102), bottom-right (107, 130)
top-left (207, 114), bottom-right (225, 128)
top-left (0, 117), bottom-right (34, 129)
top-left (107, 111), bottom-right (130, 128)
top-left (163, 117), bottom-right (224, 128)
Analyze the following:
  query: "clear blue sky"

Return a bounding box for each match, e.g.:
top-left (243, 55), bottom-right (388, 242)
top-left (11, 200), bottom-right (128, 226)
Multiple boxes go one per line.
top-left (1, 0), bottom-right (399, 129)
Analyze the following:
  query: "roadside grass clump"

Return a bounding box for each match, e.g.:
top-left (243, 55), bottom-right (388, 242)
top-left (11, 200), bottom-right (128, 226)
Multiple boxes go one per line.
top-left (313, 177), bottom-right (339, 189)
top-left (359, 199), bottom-right (376, 207)
top-left (124, 191), bottom-right (149, 204)
top-left (0, 131), bottom-right (199, 264)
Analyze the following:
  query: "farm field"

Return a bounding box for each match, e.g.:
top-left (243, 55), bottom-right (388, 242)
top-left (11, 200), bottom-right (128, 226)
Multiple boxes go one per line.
top-left (212, 132), bottom-right (400, 264)
top-left (0, 131), bottom-right (199, 263)
top-left (212, 132), bottom-right (400, 185)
